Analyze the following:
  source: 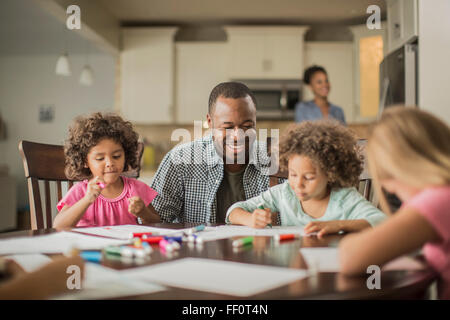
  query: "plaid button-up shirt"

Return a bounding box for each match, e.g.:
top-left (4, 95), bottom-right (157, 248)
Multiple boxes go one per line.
top-left (151, 135), bottom-right (282, 223)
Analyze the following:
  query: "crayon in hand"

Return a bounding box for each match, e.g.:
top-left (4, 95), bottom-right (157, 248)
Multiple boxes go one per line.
top-left (257, 203), bottom-right (272, 228)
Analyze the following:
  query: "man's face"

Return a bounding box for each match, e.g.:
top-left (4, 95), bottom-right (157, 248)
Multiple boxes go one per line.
top-left (207, 95), bottom-right (257, 165)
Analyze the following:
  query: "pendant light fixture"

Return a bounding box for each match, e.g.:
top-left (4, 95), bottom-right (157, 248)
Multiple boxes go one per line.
top-left (55, 53), bottom-right (72, 76)
top-left (55, 25), bottom-right (71, 76)
top-left (79, 40), bottom-right (94, 86)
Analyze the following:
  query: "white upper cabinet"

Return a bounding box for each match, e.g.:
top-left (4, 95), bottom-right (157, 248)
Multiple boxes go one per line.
top-left (224, 26), bottom-right (309, 79)
top-left (121, 27), bottom-right (178, 124)
top-left (175, 42), bottom-right (228, 124)
top-left (386, 0), bottom-right (418, 53)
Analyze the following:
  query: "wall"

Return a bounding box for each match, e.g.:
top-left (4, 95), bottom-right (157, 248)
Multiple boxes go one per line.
top-left (0, 54), bottom-right (116, 210)
top-left (418, 0), bottom-right (450, 124)
top-left (0, 0), bottom-right (116, 214)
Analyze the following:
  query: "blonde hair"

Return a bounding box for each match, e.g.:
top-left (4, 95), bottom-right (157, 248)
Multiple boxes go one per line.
top-left (367, 106), bottom-right (450, 214)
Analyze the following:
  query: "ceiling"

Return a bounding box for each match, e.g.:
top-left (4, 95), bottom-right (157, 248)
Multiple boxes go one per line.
top-left (0, 0), bottom-right (104, 55)
top-left (95, 0), bottom-right (387, 25)
top-left (0, 0), bottom-right (387, 55)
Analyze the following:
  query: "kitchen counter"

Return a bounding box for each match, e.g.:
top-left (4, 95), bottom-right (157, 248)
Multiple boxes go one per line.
top-left (139, 170), bottom-right (156, 187)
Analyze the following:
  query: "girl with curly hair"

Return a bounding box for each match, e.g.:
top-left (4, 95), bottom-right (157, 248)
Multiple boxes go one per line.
top-left (339, 107), bottom-right (450, 299)
top-left (53, 112), bottom-right (160, 228)
top-left (226, 120), bottom-right (386, 237)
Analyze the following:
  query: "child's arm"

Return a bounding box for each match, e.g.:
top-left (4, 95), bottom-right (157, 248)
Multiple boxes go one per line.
top-left (304, 219), bottom-right (371, 238)
top-left (228, 207), bottom-right (273, 229)
top-left (53, 177), bottom-right (102, 229)
top-left (226, 188), bottom-right (279, 228)
top-left (128, 197), bottom-right (161, 224)
top-left (339, 207), bottom-right (440, 276)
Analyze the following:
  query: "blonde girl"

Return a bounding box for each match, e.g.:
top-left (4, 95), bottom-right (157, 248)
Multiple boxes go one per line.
top-left (339, 107), bottom-right (450, 299)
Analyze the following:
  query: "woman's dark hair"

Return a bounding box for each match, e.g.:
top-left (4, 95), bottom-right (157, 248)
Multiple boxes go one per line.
top-left (64, 112), bottom-right (139, 180)
top-left (303, 65), bottom-right (327, 85)
top-left (279, 120), bottom-right (363, 189)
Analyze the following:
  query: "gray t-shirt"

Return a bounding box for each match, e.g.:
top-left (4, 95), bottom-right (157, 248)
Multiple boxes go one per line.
top-left (216, 166), bottom-right (247, 223)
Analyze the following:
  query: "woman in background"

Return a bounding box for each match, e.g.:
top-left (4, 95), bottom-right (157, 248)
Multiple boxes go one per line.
top-left (295, 65), bottom-right (346, 125)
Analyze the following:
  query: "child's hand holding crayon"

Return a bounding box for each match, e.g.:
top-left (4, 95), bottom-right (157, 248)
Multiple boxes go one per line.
top-left (249, 207), bottom-right (273, 229)
top-left (84, 176), bottom-right (104, 204)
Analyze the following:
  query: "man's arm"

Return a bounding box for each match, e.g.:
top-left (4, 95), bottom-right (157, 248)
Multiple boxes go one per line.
top-left (150, 151), bottom-right (184, 223)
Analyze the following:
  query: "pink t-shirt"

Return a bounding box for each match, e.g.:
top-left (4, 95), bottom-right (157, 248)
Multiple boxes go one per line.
top-left (404, 186), bottom-right (450, 300)
top-left (57, 176), bottom-right (158, 227)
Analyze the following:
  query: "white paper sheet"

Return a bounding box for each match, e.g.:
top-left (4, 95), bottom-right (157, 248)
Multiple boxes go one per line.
top-left (300, 247), bottom-right (426, 272)
top-left (53, 263), bottom-right (166, 300)
top-left (120, 257), bottom-right (308, 297)
top-left (0, 231), bottom-right (129, 255)
top-left (193, 225), bottom-right (306, 242)
top-left (71, 224), bottom-right (184, 240)
top-left (4, 254), bottom-right (53, 272)
top-left (300, 247), bottom-right (340, 272)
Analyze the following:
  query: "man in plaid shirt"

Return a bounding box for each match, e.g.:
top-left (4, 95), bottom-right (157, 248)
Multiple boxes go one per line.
top-left (151, 82), bottom-right (283, 223)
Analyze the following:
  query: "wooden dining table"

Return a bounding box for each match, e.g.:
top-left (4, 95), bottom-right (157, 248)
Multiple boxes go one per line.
top-left (0, 223), bottom-right (437, 300)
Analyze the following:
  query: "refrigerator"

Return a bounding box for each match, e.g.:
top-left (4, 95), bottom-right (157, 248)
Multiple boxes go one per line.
top-left (378, 42), bottom-right (418, 117)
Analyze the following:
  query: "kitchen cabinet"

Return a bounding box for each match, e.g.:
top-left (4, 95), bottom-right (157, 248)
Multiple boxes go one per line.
top-left (121, 27), bottom-right (178, 124)
top-left (386, 0), bottom-right (418, 53)
top-left (224, 26), bottom-right (309, 79)
top-left (175, 42), bottom-right (228, 124)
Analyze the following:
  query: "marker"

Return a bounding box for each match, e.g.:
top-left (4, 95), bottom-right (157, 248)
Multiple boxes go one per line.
top-left (186, 234), bottom-right (203, 244)
top-left (97, 182), bottom-right (106, 189)
top-left (274, 234), bottom-right (300, 242)
top-left (257, 203), bottom-right (272, 229)
top-left (104, 245), bottom-right (151, 259)
top-left (186, 224), bottom-right (205, 234)
top-left (195, 236), bottom-right (204, 245)
top-left (130, 232), bottom-right (153, 239)
top-left (141, 236), bottom-right (164, 244)
top-left (141, 241), bottom-right (153, 254)
top-left (164, 235), bottom-right (183, 243)
top-left (120, 246), bottom-right (134, 258)
top-left (65, 247), bottom-right (81, 257)
top-left (132, 247), bottom-right (147, 259)
top-left (232, 236), bottom-right (254, 248)
top-left (186, 234), bottom-right (197, 242)
top-left (159, 239), bottom-right (174, 252)
top-left (104, 246), bottom-right (122, 256)
top-left (80, 251), bottom-right (102, 263)
top-left (168, 239), bottom-right (181, 250)
top-left (133, 237), bottom-right (142, 248)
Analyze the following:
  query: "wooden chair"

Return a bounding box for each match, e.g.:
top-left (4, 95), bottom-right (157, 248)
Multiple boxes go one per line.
top-left (19, 140), bottom-right (144, 230)
top-left (269, 139), bottom-right (373, 202)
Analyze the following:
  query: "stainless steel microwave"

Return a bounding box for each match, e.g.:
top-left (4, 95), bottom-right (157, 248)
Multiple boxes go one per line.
top-left (233, 79), bottom-right (303, 120)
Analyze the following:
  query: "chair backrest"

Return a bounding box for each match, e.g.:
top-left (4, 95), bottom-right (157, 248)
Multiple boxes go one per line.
top-left (268, 139), bottom-right (374, 202)
top-left (19, 140), bottom-right (144, 230)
